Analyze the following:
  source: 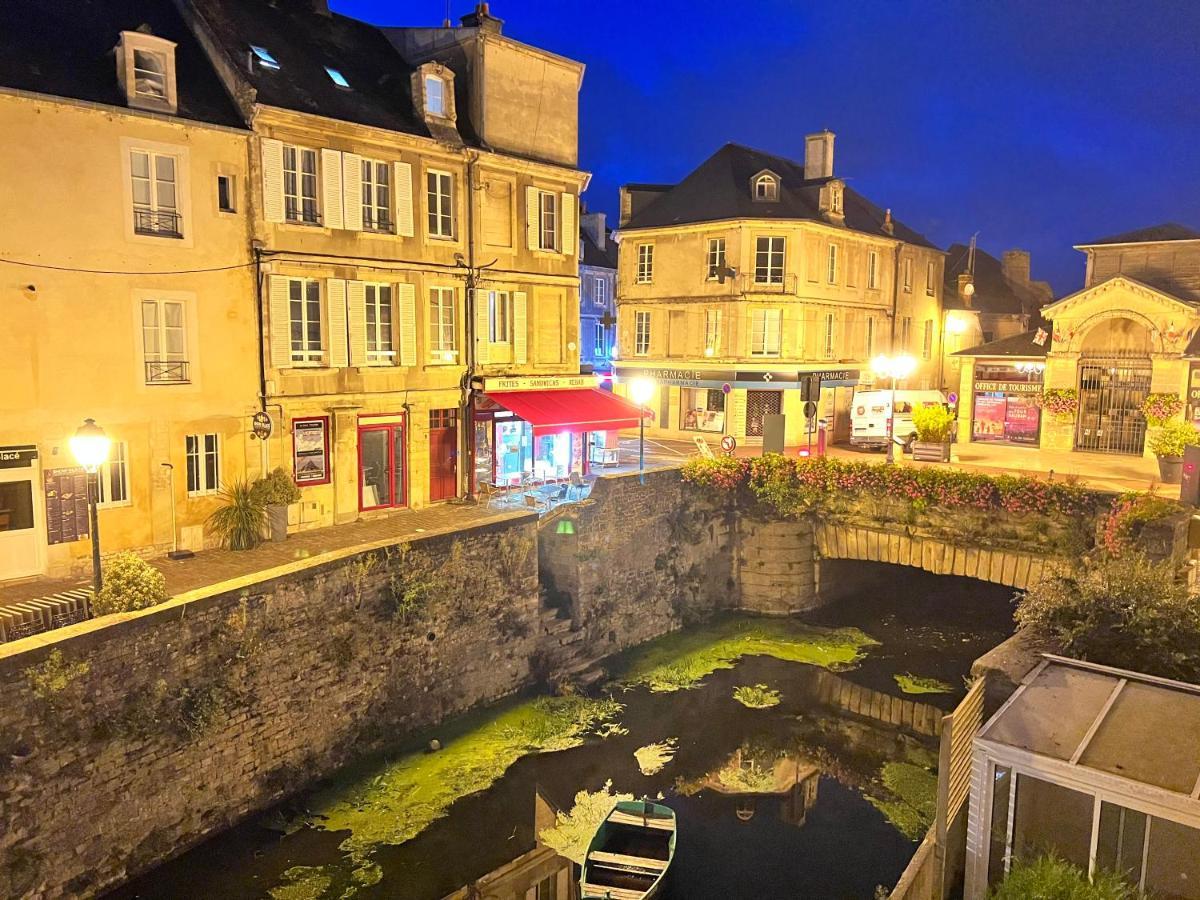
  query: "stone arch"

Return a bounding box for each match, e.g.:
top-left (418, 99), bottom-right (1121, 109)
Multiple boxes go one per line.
top-left (1067, 309), bottom-right (1162, 355)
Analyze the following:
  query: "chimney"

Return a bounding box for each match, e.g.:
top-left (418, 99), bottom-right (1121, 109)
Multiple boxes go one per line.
top-left (461, 2), bottom-right (504, 33)
top-left (581, 210), bottom-right (606, 250)
top-left (957, 273), bottom-right (975, 308)
top-left (1002, 249), bottom-right (1031, 284)
top-left (804, 130), bottom-right (835, 180)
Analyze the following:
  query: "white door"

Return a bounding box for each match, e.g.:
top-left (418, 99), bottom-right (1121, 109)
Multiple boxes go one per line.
top-left (0, 454), bottom-right (47, 579)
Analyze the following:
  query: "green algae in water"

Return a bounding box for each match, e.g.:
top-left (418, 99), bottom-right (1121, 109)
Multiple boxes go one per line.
top-left (305, 695), bottom-right (623, 854)
top-left (732, 683), bottom-right (782, 708)
top-left (539, 780), bottom-right (634, 864)
top-left (867, 762), bottom-right (938, 840)
top-left (267, 866), bottom-right (334, 900)
top-left (616, 618), bottom-right (878, 692)
top-left (894, 673), bottom-right (954, 695)
top-left (634, 739), bottom-right (678, 775)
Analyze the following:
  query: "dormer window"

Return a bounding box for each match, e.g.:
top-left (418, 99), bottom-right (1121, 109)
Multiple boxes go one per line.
top-left (831, 185), bottom-right (843, 214)
top-left (752, 171), bottom-right (780, 202)
top-left (425, 75), bottom-right (446, 117)
top-left (133, 49), bottom-right (167, 99)
top-left (325, 66), bottom-right (350, 89)
top-left (250, 45), bottom-right (280, 70)
top-left (117, 31), bottom-right (177, 114)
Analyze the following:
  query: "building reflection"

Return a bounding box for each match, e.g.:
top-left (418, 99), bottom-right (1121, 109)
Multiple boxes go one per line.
top-left (688, 743), bottom-right (823, 827)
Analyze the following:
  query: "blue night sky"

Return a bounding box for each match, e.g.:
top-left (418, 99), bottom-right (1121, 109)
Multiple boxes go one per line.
top-left (333, 0), bottom-right (1200, 295)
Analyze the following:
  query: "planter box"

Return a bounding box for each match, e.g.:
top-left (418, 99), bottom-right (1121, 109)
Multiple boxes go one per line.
top-left (267, 503), bottom-right (289, 542)
top-left (911, 440), bottom-right (951, 463)
top-left (1158, 455), bottom-right (1184, 484)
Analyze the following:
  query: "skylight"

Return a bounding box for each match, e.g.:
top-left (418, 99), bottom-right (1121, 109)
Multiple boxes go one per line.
top-left (325, 67), bottom-right (350, 89)
top-left (250, 45), bottom-right (280, 70)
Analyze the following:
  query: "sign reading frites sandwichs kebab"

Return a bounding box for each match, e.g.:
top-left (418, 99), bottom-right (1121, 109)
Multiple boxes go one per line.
top-left (479, 375), bottom-right (598, 392)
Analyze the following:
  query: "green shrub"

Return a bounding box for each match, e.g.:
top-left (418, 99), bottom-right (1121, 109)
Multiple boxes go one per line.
top-left (989, 853), bottom-right (1134, 900)
top-left (207, 480), bottom-right (267, 550)
top-left (94, 551), bottom-right (168, 615)
top-left (251, 466), bottom-right (302, 506)
top-left (911, 404), bottom-right (955, 442)
top-left (1016, 553), bottom-right (1200, 682)
top-left (1148, 418), bottom-right (1200, 458)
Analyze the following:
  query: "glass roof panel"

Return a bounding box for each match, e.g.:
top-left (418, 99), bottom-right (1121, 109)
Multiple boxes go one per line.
top-left (984, 665), bottom-right (1119, 760)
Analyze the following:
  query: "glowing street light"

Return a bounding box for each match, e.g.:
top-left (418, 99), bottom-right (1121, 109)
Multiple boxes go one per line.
top-left (629, 377), bottom-right (654, 473)
top-left (70, 418), bottom-right (111, 595)
top-left (871, 354), bottom-right (917, 464)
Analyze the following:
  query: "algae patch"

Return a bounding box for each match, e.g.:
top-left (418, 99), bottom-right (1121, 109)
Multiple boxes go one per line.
top-left (732, 684), bottom-right (782, 708)
top-left (539, 780), bottom-right (635, 864)
top-left (894, 673), bottom-right (954, 695)
top-left (615, 618), bottom-right (877, 692)
top-left (634, 739), bottom-right (678, 775)
top-left (867, 761), bottom-right (938, 840)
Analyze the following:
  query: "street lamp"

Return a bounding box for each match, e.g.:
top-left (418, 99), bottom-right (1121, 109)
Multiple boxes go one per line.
top-left (69, 418), bottom-right (111, 595)
top-left (629, 377), bottom-right (654, 473)
top-left (870, 354), bottom-right (917, 464)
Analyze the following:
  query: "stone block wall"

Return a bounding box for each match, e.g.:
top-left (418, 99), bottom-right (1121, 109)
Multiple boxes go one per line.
top-left (735, 516), bottom-right (819, 614)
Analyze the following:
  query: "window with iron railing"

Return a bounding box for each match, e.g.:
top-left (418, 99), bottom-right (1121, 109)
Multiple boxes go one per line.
top-left (131, 149), bottom-right (181, 237)
top-left (141, 299), bottom-right (189, 383)
top-left (361, 159), bottom-right (393, 232)
top-left (283, 145), bottom-right (320, 225)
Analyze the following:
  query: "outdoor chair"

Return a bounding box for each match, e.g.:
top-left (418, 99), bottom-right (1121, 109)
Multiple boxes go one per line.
top-left (523, 492), bottom-right (549, 513)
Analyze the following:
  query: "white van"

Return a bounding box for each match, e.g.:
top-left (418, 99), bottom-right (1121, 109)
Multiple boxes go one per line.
top-left (850, 390), bottom-right (950, 450)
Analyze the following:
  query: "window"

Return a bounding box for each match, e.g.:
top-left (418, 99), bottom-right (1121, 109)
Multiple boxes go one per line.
top-left (755, 236), bottom-right (785, 284)
top-left (131, 149), bottom-right (180, 237)
top-left (217, 174), bottom-right (236, 213)
top-left (324, 66), bottom-right (350, 89)
top-left (987, 765), bottom-right (1012, 886)
top-left (636, 244), bottom-right (654, 283)
top-left (594, 322), bottom-right (607, 356)
top-left (250, 45), bottom-right (280, 70)
top-left (531, 873), bottom-right (558, 900)
top-left (132, 49), bottom-right (167, 99)
top-left (1010, 774), bottom-right (1093, 870)
top-left (868, 250), bottom-right (879, 289)
top-left (823, 312), bottom-right (835, 358)
top-left (537, 191), bottom-right (558, 251)
top-left (283, 145), bottom-right (319, 224)
top-left (594, 277), bottom-right (608, 307)
top-left (922, 319), bottom-right (933, 359)
top-left (926, 260), bottom-right (936, 296)
top-left (427, 170), bottom-right (454, 238)
top-left (706, 237), bottom-right (727, 280)
top-left (288, 278), bottom-right (323, 364)
top-left (361, 159), bottom-right (392, 232)
top-left (488, 290), bottom-right (511, 343)
top-left (750, 308), bottom-right (782, 356)
top-left (424, 75), bottom-right (446, 116)
top-left (901, 316), bottom-right (912, 350)
top-left (681, 388), bottom-right (725, 433)
top-left (429, 286), bottom-right (457, 361)
top-left (754, 173), bottom-right (778, 201)
top-left (1095, 801), bottom-right (1148, 888)
top-left (364, 284), bottom-right (394, 364)
top-left (704, 308), bottom-right (722, 355)
top-left (634, 310), bottom-right (651, 355)
top-left (865, 316), bottom-right (875, 356)
top-left (903, 256), bottom-right (913, 291)
top-left (827, 243), bottom-right (838, 284)
top-left (185, 433), bottom-right (220, 496)
top-left (141, 299), bottom-right (188, 383)
top-left (96, 441), bottom-right (130, 508)
top-left (831, 185), bottom-right (843, 214)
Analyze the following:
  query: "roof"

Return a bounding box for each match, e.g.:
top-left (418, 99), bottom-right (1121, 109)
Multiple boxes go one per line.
top-left (0, 0), bottom-right (244, 128)
top-left (621, 143), bottom-right (938, 249)
top-left (1079, 222), bottom-right (1200, 247)
top-left (943, 244), bottom-right (1044, 315)
top-left (580, 229), bottom-right (617, 269)
top-left (979, 656), bottom-right (1200, 798)
top-left (952, 330), bottom-right (1049, 358)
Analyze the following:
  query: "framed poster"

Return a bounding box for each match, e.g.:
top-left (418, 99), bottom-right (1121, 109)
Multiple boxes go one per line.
top-left (43, 466), bottom-right (90, 545)
top-left (292, 417), bottom-right (330, 486)
top-left (972, 394), bottom-right (1007, 441)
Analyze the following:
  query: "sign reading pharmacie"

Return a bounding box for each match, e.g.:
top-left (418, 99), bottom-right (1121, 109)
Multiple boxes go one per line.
top-left (475, 374), bottom-right (599, 392)
top-left (613, 366), bottom-right (861, 389)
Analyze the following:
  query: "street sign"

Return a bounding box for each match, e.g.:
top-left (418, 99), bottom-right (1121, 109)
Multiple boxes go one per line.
top-left (722, 383), bottom-right (732, 395)
top-left (948, 391), bottom-right (958, 405)
top-left (720, 435), bottom-right (737, 454)
top-left (803, 400), bottom-right (817, 419)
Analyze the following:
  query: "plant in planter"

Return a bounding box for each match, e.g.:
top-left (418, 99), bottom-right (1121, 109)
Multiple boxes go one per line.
top-left (251, 467), bottom-right (301, 542)
top-left (1147, 418), bottom-right (1200, 484)
top-left (207, 480), bottom-right (267, 550)
top-left (1141, 392), bottom-right (1184, 427)
top-left (909, 405), bottom-right (956, 462)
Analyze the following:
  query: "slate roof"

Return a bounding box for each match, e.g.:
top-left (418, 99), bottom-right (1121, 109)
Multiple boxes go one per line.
top-left (580, 229), bottom-right (617, 269)
top-left (1080, 223), bottom-right (1200, 246)
top-left (943, 243), bottom-right (1040, 315)
top-left (952, 330), bottom-right (1049, 358)
top-left (621, 143), bottom-right (938, 249)
top-left (0, 0), bottom-right (244, 128)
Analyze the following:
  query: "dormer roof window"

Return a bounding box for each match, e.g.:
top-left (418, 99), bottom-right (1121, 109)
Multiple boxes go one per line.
top-left (424, 74), bottom-right (446, 117)
top-left (117, 30), bottom-right (177, 114)
top-left (818, 177), bottom-right (847, 225)
top-left (133, 49), bottom-right (167, 99)
top-left (752, 170), bottom-right (780, 202)
top-left (325, 66), bottom-right (350, 89)
top-left (250, 45), bottom-right (280, 70)
top-left (412, 62), bottom-right (460, 143)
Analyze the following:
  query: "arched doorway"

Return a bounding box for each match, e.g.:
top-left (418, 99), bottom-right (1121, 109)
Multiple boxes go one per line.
top-left (1075, 317), bottom-right (1153, 454)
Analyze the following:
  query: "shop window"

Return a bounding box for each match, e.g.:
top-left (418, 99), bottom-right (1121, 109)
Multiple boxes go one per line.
top-left (0, 480), bottom-right (35, 532)
top-left (681, 388), bottom-right (725, 433)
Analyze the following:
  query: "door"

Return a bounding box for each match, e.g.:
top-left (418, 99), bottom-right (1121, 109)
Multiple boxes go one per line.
top-left (1075, 356), bottom-right (1151, 454)
top-left (745, 390), bottom-right (783, 437)
top-left (428, 409), bottom-right (458, 502)
top-left (358, 421), bottom-right (406, 510)
top-left (0, 455), bottom-right (46, 579)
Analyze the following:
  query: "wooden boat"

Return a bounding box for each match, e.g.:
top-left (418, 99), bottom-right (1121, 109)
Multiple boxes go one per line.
top-left (580, 798), bottom-right (676, 900)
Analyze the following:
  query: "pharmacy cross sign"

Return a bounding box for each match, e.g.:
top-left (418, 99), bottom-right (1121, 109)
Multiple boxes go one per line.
top-left (761, 372), bottom-right (773, 382)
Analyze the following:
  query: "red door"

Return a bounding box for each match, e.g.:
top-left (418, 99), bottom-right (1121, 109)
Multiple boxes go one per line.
top-left (429, 409), bottom-right (458, 501)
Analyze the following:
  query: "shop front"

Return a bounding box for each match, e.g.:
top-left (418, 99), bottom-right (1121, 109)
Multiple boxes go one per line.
top-left (0, 445), bottom-right (46, 580)
top-left (970, 363), bottom-right (1044, 445)
top-left (357, 413), bottom-right (407, 511)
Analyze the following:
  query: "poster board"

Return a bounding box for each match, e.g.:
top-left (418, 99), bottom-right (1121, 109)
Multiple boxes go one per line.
top-left (43, 467), bottom-right (90, 545)
top-left (292, 417), bottom-right (330, 486)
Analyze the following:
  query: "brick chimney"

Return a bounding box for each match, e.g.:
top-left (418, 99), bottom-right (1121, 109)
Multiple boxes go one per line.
top-left (1002, 249), bottom-right (1031, 284)
top-left (461, 2), bottom-right (504, 33)
top-left (957, 273), bottom-right (975, 308)
top-left (804, 130), bottom-right (835, 180)
top-left (581, 210), bottom-right (606, 250)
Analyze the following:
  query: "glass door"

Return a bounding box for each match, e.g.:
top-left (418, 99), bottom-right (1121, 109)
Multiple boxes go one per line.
top-left (358, 422), bottom-right (406, 510)
top-left (0, 464), bottom-right (45, 579)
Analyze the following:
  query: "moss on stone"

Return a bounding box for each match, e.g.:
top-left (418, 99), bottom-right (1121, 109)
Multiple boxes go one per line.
top-left (867, 762), bottom-right (938, 840)
top-left (893, 673), bottom-right (954, 695)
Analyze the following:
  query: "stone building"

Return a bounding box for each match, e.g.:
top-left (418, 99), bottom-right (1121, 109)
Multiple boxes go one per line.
top-left (612, 134), bottom-right (946, 447)
top-left (579, 208), bottom-right (617, 376)
top-left (0, 0), bottom-right (260, 579)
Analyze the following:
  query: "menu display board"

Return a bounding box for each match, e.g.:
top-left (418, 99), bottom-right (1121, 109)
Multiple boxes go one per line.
top-left (292, 417), bottom-right (330, 486)
top-left (43, 467), bottom-right (90, 545)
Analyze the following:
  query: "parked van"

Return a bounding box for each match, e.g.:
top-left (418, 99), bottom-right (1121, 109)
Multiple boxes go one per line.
top-left (850, 390), bottom-right (950, 450)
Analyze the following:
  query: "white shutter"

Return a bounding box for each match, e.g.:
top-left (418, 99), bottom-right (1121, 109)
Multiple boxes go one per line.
top-left (261, 139), bottom-right (285, 224)
top-left (474, 289), bottom-right (490, 365)
top-left (394, 161), bottom-right (414, 237)
top-left (321, 149), bottom-right (344, 230)
top-left (348, 280), bottom-right (367, 366)
top-left (326, 278), bottom-right (348, 367)
top-left (268, 275), bottom-right (291, 367)
top-left (525, 186), bottom-right (539, 251)
top-left (398, 282), bottom-right (417, 367)
top-left (513, 291), bottom-right (528, 364)
top-left (560, 192), bottom-right (576, 256)
top-left (342, 153), bottom-right (362, 232)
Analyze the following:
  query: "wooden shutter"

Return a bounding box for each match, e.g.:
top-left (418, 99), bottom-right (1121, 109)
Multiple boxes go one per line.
top-left (326, 278), bottom-right (348, 367)
top-left (268, 275), bottom-right (291, 367)
top-left (347, 280), bottom-right (367, 366)
top-left (560, 192), bottom-right (576, 256)
top-left (525, 186), bottom-right (539, 250)
top-left (473, 289), bottom-right (490, 365)
top-left (394, 161), bottom-right (414, 237)
top-left (261, 138), bottom-right (285, 223)
top-left (513, 291), bottom-right (528, 364)
top-left (398, 282), bottom-right (417, 367)
top-left (321, 149), bottom-right (344, 229)
top-left (342, 153), bottom-right (362, 232)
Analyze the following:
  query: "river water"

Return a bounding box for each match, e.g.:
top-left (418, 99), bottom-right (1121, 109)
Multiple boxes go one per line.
top-left (110, 564), bottom-right (1014, 900)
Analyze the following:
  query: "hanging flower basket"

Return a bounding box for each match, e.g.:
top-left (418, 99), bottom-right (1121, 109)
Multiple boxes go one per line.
top-left (1141, 393), bottom-right (1185, 428)
top-left (1036, 388), bottom-right (1078, 421)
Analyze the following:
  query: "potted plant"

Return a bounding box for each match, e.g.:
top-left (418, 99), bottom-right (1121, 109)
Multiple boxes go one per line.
top-left (1148, 418), bottom-right (1200, 484)
top-left (207, 480), bottom-right (267, 550)
top-left (910, 405), bottom-right (956, 462)
top-left (251, 467), bottom-right (301, 542)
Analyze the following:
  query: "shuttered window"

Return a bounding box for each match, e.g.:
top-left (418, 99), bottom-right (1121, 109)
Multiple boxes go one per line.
top-left (429, 286), bottom-right (457, 361)
top-left (361, 159), bottom-right (392, 232)
top-left (288, 278), bottom-right (323, 364)
top-left (283, 145), bottom-right (319, 224)
top-left (427, 170), bottom-right (454, 238)
top-left (185, 433), bottom-right (220, 496)
top-left (537, 190), bottom-right (557, 251)
top-left (364, 284), bottom-right (394, 363)
top-left (488, 290), bottom-right (511, 343)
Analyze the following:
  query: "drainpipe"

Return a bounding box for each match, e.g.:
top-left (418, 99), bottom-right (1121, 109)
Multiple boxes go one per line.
top-left (253, 245), bottom-right (268, 413)
top-left (459, 152), bottom-right (480, 501)
top-left (890, 244), bottom-right (902, 357)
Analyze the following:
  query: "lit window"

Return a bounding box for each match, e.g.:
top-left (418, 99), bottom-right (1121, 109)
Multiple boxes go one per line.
top-left (425, 75), bottom-right (446, 117)
top-left (750, 308), bottom-right (782, 357)
top-left (288, 278), bottom-right (324, 365)
top-left (636, 244), bottom-right (654, 284)
top-left (132, 49), bottom-right (167, 99)
top-left (324, 66), bottom-right (350, 88)
top-left (364, 284), bottom-right (395, 364)
top-left (427, 170), bottom-right (454, 238)
top-left (754, 236), bottom-right (784, 284)
top-left (130, 149), bottom-right (180, 238)
top-left (635, 310), bottom-right (651, 355)
top-left (185, 433), bottom-right (221, 496)
top-left (428, 286), bottom-right (458, 360)
top-left (251, 45), bottom-right (280, 70)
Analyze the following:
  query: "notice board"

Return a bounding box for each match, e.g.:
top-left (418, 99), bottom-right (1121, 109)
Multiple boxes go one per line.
top-left (44, 466), bottom-right (90, 545)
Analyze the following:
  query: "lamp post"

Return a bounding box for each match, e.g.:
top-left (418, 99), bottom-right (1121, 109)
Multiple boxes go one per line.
top-left (629, 377), bottom-right (654, 474)
top-left (69, 418), bottom-right (111, 595)
top-left (870, 354), bottom-right (917, 464)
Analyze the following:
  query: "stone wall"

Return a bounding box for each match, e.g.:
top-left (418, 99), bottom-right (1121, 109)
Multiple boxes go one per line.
top-left (735, 516), bottom-right (819, 614)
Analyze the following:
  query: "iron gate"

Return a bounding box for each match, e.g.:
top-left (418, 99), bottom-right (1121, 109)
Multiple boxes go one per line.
top-left (745, 390), bottom-right (783, 437)
top-left (1075, 354), bottom-right (1152, 455)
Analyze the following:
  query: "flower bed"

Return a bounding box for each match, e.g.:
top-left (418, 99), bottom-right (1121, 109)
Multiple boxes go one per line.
top-left (1100, 492), bottom-right (1182, 557)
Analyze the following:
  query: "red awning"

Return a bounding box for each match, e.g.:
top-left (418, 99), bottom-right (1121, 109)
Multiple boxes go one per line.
top-left (485, 388), bottom-right (645, 435)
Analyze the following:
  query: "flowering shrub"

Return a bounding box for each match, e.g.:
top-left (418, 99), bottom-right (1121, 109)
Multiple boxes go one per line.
top-left (1101, 493), bottom-right (1181, 556)
top-left (94, 552), bottom-right (168, 616)
top-left (680, 456), bottom-right (749, 491)
top-left (1141, 393), bottom-right (1184, 428)
top-left (1036, 388), bottom-right (1078, 420)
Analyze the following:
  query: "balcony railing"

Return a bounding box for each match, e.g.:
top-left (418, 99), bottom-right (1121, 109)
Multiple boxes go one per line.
top-left (145, 359), bottom-right (190, 384)
top-left (133, 207), bottom-right (182, 238)
top-left (285, 204), bottom-right (322, 226)
top-left (362, 211), bottom-right (394, 234)
top-left (739, 272), bottom-right (799, 294)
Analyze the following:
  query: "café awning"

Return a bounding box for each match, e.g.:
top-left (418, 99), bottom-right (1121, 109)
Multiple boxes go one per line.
top-left (486, 388), bottom-right (645, 435)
